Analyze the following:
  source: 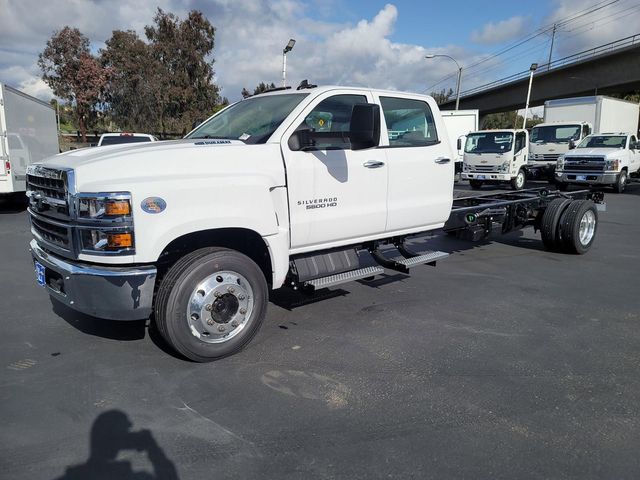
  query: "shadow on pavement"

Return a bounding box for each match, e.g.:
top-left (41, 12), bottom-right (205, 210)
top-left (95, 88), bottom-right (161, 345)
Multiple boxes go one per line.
top-left (54, 410), bottom-right (180, 480)
top-left (51, 298), bottom-right (146, 341)
top-left (0, 194), bottom-right (28, 214)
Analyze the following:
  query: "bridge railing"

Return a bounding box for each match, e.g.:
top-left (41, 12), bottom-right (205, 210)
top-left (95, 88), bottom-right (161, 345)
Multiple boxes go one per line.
top-left (459, 33), bottom-right (640, 98)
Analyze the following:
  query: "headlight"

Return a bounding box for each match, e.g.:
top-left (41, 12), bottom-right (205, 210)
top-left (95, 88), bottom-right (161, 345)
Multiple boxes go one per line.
top-left (463, 163), bottom-right (470, 171)
top-left (498, 160), bottom-right (510, 172)
top-left (77, 193), bottom-right (132, 221)
top-left (75, 192), bottom-right (135, 255)
top-left (556, 156), bottom-right (565, 170)
top-left (605, 159), bottom-right (620, 171)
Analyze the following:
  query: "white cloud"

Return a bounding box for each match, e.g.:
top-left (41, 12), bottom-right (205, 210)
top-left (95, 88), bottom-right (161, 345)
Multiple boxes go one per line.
top-left (471, 16), bottom-right (528, 45)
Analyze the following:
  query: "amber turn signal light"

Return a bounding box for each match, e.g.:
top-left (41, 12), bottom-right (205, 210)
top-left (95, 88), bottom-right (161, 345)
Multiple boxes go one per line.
top-left (107, 233), bottom-right (133, 249)
top-left (105, 200), bottom-right (131, 216)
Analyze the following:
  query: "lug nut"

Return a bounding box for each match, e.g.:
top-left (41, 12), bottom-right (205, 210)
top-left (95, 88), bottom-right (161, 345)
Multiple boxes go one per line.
top-left (205, 304), bottom-right (212, 311)
top-left (228, 286), bottom-right (235, 293)
top-left (239, 308), bottom-right (247, 315)
top-left (238, 294), bottom-right (246, 300)
top-left (214, 291), bottom-right (221, 298)
top-left (218, 325), bottom-right (225, 332)
top-left (231, 320), bottom-right (239, 327)
top-left (207, 319), bottom-right (214, 325)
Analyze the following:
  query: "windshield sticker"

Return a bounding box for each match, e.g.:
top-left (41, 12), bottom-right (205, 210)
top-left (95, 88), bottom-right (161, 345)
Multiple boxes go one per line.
top-left (239, 133), bottom-right (251, 141)
top-left (141, 197), bottom-right (167, 214)
top-left (194, 140), bottom-right (232, 145)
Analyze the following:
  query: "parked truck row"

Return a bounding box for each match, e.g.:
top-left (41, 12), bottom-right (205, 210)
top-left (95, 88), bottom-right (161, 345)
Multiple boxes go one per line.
top-left (460, 96), bottom-right (640, 192)
top-left (26, 85), bottom-right (606, 361)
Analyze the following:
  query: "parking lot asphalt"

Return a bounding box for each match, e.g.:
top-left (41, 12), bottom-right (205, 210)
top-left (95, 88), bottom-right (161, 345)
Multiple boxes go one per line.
top-left (1, 182), bottom-right (640, 480)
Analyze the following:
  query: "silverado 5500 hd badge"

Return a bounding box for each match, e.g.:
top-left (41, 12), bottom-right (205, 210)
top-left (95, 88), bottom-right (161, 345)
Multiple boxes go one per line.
top-left (297, 197), bottom-right (338, 210)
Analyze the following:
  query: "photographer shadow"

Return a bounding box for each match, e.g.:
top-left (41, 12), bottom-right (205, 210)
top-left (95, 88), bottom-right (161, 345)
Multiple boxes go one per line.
top-left (54, 410), bottom-right (179, 480)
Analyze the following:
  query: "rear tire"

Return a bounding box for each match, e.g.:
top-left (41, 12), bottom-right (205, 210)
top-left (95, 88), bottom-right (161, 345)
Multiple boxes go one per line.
top-left (510, 169), bottom-right (526, 190)
top-left (613, 170), bottom-right (627, 193)
top-left (558, 200), bottom-right (598, 254)
top-left (540, 198), bottom-right (573, 252)
top-left (469, 180), bottom-right (483, 190)
top-left (154, 247), bottom-right (268, 362)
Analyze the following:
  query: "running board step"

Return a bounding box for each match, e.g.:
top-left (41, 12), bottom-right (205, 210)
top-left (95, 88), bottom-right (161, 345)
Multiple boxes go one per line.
top-left (391, 251), bottom-right (449, 268)
top-left (305, 266), bottom-right (385, 290)
top-left (372, 249), bottom-right (449, 273)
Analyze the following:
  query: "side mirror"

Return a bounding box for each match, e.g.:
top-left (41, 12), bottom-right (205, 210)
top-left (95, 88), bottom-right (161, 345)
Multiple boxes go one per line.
top-left (349, 103), bottom-right (380, 150)
top-left (456, 138), bottom-right (462, 151)
top-left (287, 128), bottom-right (314, 151)
top-left (568, 139), bottom-right (576, 150)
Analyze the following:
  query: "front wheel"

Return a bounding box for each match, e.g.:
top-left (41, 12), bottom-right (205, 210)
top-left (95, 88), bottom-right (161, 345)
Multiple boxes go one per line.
top-left (469, 179), bottom-right (483, 190)
top-left (154, 247), bottom-right (268, 362)
top-left (510, 169), bottom-right (526, 190)
top-left (613, 170), bottom-right (627, 193)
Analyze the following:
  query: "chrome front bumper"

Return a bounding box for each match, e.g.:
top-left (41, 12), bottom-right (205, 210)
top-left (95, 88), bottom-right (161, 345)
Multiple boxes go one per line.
top-left (30, 239), bottom-right (156, 320)
top-left (461, 172), bottom-right (512, 181)
top-left (555, 172), bottom-right (617, 185)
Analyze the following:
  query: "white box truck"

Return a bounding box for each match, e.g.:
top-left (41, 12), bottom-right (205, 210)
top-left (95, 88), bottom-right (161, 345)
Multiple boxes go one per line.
top-left (441, 109), bottom-right (479, 173)
top-left (0, 83), bottom-right (59, 197)
top-left (528, 96), bottom-right (640, 177)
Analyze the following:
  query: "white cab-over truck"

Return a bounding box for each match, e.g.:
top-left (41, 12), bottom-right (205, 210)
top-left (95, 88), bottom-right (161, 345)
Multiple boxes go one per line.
top-left (27, 86), bottom-right (604, 361)
top-left (0, 83), bottom-right (59, 198)
top-left (461, 129), bottom-right (529, 190)
top-left (529, 96), bottom-right (640, 178)
top-left (556, 132), bottom-right (640, 193)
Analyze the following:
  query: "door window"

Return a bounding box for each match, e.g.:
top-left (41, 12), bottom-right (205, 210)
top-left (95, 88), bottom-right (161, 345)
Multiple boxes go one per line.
top-left (380, 97), bottom-right (438, 147)
top-left (515, 132), bottom-right (526, 153)
top-left (297, 94), bottom-right (367, 150)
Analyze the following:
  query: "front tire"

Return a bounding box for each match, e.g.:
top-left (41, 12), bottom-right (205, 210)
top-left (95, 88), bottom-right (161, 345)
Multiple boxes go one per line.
top-left (510, 169), bottom-right (526, 190)
top-left (469, 179), bottom-right (483, 190)
top-left (155, 247), bottom-right (268, 362)
top-left (613, 170), bottom-right (627, 193)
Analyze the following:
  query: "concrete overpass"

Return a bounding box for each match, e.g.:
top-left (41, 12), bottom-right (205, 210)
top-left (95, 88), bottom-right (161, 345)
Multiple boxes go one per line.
top-left (440, 34), bottom-right (640, 115)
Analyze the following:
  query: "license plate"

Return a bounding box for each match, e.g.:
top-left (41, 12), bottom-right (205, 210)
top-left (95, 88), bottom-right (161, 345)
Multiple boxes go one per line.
top-left (476, 175), bottom-right (486, 179)
top-left (576, 175), bottom-right (587, 181)
top-left (35, 261), bottom-right (46, 287)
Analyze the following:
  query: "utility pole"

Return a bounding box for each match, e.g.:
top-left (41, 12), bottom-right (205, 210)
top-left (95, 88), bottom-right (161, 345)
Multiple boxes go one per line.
top-left (547, 23), bottom-right (557, 71)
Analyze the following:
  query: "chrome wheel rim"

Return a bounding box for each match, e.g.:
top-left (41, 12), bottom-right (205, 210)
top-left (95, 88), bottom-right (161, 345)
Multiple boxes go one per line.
top-left (186, 270), bottom-right (254, 344)
top-left (578, 210), bottom-right (596, 246)
top-left (516, 171), bottom-right (524, 188)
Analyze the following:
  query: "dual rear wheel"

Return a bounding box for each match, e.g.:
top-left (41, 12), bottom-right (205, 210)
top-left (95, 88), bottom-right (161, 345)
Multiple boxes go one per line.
top-left (541, 198), bottom-right (598, 254)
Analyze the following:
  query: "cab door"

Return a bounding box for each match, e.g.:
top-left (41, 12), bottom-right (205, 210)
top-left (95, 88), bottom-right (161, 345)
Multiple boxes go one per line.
top-left (375, 94), bottom-right (453, 232)
top-left (629, 135), bottom-right (640, 173)
top-left (282, 90), bottom-right (388, 252)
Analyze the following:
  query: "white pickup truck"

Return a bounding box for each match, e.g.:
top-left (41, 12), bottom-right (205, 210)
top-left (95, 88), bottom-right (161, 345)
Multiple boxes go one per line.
top-left (26, 85), bottom-right (604, 361)
top-left (555, 133), bottom-right (640, 193)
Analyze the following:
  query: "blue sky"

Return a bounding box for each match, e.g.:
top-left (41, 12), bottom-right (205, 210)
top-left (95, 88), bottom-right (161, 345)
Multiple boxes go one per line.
top-left (0, 0), bottom-right (637, 101)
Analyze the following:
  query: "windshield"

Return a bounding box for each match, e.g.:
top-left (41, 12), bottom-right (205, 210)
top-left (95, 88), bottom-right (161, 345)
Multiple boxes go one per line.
top-left (531, 125), bottom-right (580, 143)
top-left (465, 132), bottom-right (513, 154)
top-left (99, 136), bottom-right (152, 146)
top-left (187, 93), bottom-right (309, 144)
top-left (577, 135), bottom-right (626, 149)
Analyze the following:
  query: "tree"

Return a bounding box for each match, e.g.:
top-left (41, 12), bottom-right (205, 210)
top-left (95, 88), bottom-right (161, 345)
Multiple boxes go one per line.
top-left (100, 30), bottom-right (163, 132)
top-left (241, 82), bottom-right (276, 99)
top-left (241, 87), bottom-right (251, 99)
top-left (430, 88), bottom-right (454, 105)
top-left (144, 8), bottom-right (221, 135)
top-left (482, 111), bottom-right (520, 129)
top-left (38, 27), bottom-right (110, 142)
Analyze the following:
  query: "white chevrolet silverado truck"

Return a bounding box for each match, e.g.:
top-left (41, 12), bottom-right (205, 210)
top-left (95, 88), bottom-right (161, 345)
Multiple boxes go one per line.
top-left (555, 133), bottom-right (640, 193)
top-left (27, 85), bottom-right (604, 361)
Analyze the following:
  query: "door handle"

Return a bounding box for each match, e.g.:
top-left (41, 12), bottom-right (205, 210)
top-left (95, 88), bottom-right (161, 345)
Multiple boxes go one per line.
top-left (434, 157), bottom-right (451, 164)
top-left (363, 160), bottom-right (385, 168)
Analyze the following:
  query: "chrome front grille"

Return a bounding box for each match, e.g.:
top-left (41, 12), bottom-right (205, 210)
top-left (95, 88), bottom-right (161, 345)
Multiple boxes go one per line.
top-left (531, 153), bottom-right (560, 161)
top-left (564, 156), bottom-right (605, 173)
top-left (26, 166), bottom-right (73, 255)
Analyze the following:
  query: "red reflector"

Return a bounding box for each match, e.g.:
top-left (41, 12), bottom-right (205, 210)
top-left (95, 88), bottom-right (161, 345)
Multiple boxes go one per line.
top-left (120, 133), bottom-right (133, 137)
top-left (4, 161), bottom-right (9, 172)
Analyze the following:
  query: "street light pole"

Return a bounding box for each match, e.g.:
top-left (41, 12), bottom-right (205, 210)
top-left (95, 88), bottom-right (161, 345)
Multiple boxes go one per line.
top-left (282, 39), bottom-right (296, 88)
top-left (425, 54), bottom-right (463, 110)
top-left (522, 63), bottom-right (538, 129)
